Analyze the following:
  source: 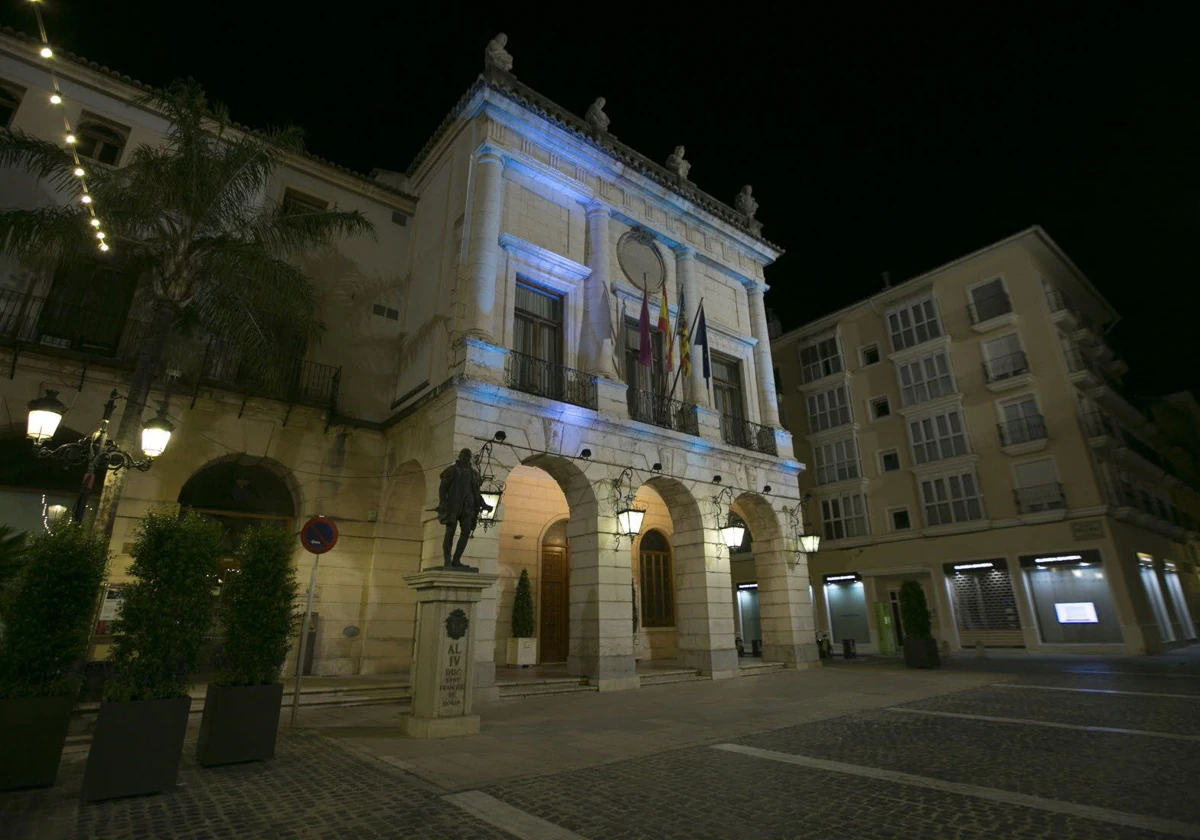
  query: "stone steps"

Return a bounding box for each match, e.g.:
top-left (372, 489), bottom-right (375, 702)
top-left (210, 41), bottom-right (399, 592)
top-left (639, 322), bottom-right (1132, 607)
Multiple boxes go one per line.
top-left (638, 668), bottom-right (708, 687)
top-left (738, 661), bottom-right (788, 677)
top-left (72, 682), bottom-right (412, 718)
top-left (497, 677), bottom-right (597, 698)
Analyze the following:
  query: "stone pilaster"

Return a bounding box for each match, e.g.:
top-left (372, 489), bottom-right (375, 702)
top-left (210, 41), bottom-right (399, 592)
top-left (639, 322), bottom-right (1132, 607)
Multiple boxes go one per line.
top-left (672, 511), bottom-right (739, 678)
top-left (582, 201), bottom-right (619, 381)
top-left (758, 539), bottom-right (820, 667)
top-left (747, 283), bottom-right (781, 427)
top-left (673, 245), bottom-right (709, 409)
top-left (463, 148), bottom-right (505, 343)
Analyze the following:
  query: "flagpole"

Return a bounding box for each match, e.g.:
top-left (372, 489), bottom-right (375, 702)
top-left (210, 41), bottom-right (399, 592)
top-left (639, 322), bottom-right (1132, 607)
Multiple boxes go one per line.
top-left (668, 296), bottom-right (705, 402)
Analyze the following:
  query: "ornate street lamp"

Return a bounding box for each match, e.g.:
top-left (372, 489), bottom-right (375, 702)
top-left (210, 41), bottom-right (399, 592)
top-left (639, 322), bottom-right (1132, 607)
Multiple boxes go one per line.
top-left (474, 432), bottom-right (506, 530)
top-left (27, 388), bottom-right (175, 523)
top-left (787, 493), bottom-right (820, 556)
top-left (612, 467), bottom-right (646, 541)
top-left (799, 532), bottom-right (821, 554)
top-left (719, 513), bottom-right (747, 549)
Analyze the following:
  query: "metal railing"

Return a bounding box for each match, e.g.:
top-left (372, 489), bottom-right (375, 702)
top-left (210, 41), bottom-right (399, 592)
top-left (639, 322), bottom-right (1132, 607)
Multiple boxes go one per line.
top-left (504, 351), bottom-right (598, 410)
top-left (967, 292), bottom-right (1013, 324)
top-left (720, 415), bottom-right (778, 456)
top-left (997, 414), bottom-right (1047, 446)
top-left (627, 388), bottom-right (699, 436)
top-left (1045, 287), bottom-right (1092, 330)
top-left (982, 350), bottom-right (1029, 383)
top-left (0, 289), bottom-right (340, 408)
top-left (1014, 482), bottom-right (1066, 513)
top-left (1119, 428), bottom-right (1170, 473)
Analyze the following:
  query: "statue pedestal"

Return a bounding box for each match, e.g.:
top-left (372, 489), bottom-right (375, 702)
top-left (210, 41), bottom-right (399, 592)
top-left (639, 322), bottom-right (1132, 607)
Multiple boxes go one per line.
top-left (400, 569), bottom-right (498, 739)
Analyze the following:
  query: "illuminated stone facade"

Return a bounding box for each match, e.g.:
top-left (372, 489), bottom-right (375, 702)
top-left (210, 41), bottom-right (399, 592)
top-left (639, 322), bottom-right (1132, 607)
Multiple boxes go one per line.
top-left (0, 32), bottom-right (814, 688)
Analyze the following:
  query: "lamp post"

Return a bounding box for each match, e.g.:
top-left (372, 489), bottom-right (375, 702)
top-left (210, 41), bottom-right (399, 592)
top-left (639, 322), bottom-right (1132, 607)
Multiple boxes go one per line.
top-left (27, 388), bottom-right (174, 524)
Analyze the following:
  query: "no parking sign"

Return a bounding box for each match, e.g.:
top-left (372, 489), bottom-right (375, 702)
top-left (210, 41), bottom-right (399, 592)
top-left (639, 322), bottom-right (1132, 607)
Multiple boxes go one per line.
top-left (300, 516), bottom-right (338, 554)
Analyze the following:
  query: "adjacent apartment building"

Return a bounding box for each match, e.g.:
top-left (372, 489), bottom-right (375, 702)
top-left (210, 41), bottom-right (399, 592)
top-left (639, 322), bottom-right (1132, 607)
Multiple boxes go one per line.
top-left (773, 228), bottom-right (1200, 657)
top-left (0, 30), bottom-right (814, 691)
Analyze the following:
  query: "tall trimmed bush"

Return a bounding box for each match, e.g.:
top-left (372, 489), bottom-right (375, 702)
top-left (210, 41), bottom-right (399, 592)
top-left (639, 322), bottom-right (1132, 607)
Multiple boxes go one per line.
top-left (898, 580), bottom-right (932, 640)
top-left (214, 524), bottom-right (299, 686)
top-left (632, 582), bottom-right (639, 634)
top-left (511, 568), bottom-right (534, 638)
top-left (105, 510), bottom-right (223, 701)
top-left (0, 524), bottom-right (107, 698)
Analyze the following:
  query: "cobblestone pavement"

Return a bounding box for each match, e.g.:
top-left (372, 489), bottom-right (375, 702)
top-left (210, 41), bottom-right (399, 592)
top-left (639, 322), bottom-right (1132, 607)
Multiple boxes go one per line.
top-left (4, 651), bottom-right (1200, 839)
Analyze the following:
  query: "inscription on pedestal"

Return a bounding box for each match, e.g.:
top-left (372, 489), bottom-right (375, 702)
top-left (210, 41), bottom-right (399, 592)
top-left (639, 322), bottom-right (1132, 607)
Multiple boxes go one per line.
top-left (439, 608), bottom-right (471, 716)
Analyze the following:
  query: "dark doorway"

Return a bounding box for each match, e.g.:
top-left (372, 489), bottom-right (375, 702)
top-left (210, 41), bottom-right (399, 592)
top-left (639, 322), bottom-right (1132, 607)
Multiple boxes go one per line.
top-left (539, 519), bottom-right (569, 663)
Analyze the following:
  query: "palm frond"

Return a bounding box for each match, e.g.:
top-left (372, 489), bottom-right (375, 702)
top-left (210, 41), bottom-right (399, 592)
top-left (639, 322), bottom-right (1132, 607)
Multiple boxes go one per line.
top-left (0, 129), bottom-right (80, 192)
top-left (0, 205), bottom-right (103, 269)
top-left (247, 203), bottom-right (377, 255)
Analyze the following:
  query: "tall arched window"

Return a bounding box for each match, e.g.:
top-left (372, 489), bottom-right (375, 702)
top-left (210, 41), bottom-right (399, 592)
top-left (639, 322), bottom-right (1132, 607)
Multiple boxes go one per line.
top-left (639, 529), bottom-right (673, 627)
top-left (76, 120), bottom-right (128, 166)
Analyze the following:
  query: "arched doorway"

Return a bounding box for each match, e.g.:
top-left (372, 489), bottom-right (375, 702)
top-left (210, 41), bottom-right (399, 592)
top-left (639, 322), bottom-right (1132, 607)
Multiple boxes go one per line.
top-left (539, 519), bottom-right (569, 663)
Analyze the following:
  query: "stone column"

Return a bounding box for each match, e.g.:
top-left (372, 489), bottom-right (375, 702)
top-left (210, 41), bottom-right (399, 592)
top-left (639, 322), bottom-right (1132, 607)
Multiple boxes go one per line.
top-left (463, 148), bottom-right (505, 343)
top-left (566, 490), bottom-right (639, 691)
top-left (399, 569), bottom-right (499, 738)
top-left (582, 201), bottom-right (619, 380)
top-left (672, 511), bottom-right (739, 678)
top-left (758, 538), bottom-right (820, 667)
top-left (747, 283), bottom-right (781, 427)
top-left (673, 245), bottom-right (709, 409)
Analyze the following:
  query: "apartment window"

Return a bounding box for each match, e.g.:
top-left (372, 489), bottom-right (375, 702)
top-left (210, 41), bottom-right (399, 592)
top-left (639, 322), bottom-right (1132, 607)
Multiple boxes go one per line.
top-left (909, 408), bottom-right (968, 464)
top-left (806, 384), bottom-right (852, 432)
top-left (821, 493), bottom-right (869, 540)
top-left (921, 471), bottom-right (984, 526)
top-left (861, 344), bottom-right (880, 366)
top-left (999, 396), bottom-right (1046, 445)
top-left (1013, 458), bottom-right (1064, 512)
top-left (813, 437), bottom-right (860, 485)
top-left (880, 450), bottom-right (901, 473)
top-left (870, 396), bottom-right (891, 419)
top-left (513, 282), bottom-right (564, 396)
top-left (898, 350), bottom-right (955, 407)
top-left (75, 119), bottom-right (128, 166)
top-left (0, 83), bottom-right (22, 129)
top-left (890, 508), bottom-right (912, 531)
top-left (982, 333), bottom-right (1028, 381)
top-left (639, 530), bottom-right (674, 628)
top-left (969, 277), bottom-right (1012, 323)
top-left (712, 354), bottom-right (745, 422)
top-left (887, 296), bottom-right (942, 352)
top-left (281, 188), bottom-right (329, 215)
top-left (799, 335), bottom-right (842, 383)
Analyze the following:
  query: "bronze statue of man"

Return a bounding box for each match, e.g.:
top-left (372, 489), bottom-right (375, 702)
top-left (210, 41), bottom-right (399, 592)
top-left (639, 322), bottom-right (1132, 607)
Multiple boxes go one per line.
top-left (437, 448), bottom-right (491, 571)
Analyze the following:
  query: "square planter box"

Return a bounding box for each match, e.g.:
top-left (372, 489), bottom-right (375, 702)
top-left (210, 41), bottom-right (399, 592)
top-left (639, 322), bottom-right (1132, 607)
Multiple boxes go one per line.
top-left (903, 637), bottom-right (941, 669)
top-left (0, 695), bottom-right (75, 791)
top-left (81, 696), bottom-right (191, 802)
top-left (506, 637), bottom-right (537, 667)
top-left (196, 683), bottom-right (284, 767)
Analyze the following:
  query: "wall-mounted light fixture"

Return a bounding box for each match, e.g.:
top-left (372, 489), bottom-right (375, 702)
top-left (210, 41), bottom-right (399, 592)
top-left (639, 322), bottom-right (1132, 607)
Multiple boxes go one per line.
top-left (786, 493), bottom-right (820, 556)
top-left (474, 432), bottom-right (507, 529)
top-left (612, 466), bottom-right (646, 541)
top-left (580, 448), bottom-right (592, 459)
top-left (712, 486), bottom-right (747, 550)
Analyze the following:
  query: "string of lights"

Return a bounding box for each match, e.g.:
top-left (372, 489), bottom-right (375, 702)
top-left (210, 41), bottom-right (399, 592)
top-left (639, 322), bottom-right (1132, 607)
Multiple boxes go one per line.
top-left (26, 0), bottom-right (110, 253)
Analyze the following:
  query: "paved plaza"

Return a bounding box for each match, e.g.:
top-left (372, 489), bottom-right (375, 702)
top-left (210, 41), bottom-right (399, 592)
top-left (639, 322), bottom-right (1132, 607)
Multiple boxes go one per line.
top-left (4, 650), bottom-right (1200, 839)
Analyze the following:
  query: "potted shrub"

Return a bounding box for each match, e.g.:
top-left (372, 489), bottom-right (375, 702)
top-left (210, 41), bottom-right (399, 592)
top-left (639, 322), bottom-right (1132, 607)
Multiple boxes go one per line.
top-left (632, 582), bottom-right (643, 661)
top-left (0, 525), bottom-right (106, 790)
top-left (81, 510), bottom-right (223, 801)
top-left (197, 524), bottom-right (298, 766)
top-left (506, 569), bottom-right (537, 667)
top-left (899, 580), bottom-right (940, 669)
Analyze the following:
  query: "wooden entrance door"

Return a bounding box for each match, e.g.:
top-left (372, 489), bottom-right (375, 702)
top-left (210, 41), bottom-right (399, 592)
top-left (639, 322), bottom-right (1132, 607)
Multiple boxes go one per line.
top-left (539, 546), bottom-right (569, 662)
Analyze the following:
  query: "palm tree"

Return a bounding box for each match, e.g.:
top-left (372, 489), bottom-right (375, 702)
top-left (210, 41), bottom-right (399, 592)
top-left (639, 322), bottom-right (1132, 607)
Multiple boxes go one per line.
top-left (0, 80), bottom-right (375, 538)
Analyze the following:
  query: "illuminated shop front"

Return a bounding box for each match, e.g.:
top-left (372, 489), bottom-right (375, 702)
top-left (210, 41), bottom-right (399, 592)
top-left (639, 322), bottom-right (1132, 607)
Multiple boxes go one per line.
top-left (1138, 553), bottom-right (1176, 643)
top-left (943, 560), bottom-right (1023, 648)
top-left (1019, 550), bottom-right (1122, 644)
top-left (823, 572), bottom-right (870, 645)
top-left (1164, 562), bottom-right (1197, 641)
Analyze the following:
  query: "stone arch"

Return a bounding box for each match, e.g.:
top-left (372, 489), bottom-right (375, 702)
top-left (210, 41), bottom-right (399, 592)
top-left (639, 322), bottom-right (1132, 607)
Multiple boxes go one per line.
top-left (637, 475), bottom-right (737, 676)
top-left (732, 492), bottom-right (816, 666)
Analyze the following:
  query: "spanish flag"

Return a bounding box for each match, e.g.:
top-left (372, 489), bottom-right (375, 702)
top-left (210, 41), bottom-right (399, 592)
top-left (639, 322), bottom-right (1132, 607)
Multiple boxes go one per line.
top-left (678, 287), bottom-right (691, 377)
top-left (657, 285), bottom-right (674, 373)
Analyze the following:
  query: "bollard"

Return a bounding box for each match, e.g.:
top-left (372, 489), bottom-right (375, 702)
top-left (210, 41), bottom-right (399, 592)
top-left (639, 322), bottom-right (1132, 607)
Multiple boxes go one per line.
top-left (975, 640), bottom-right (986, 658)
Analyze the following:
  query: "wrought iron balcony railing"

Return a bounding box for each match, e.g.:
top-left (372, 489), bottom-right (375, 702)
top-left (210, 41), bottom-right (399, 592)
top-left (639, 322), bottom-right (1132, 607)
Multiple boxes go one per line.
top-left (504, 351), bottom-right (598, 410)
top-left (997, 414), bottom-right (1047, 446)
top-left (982, 350), bottom-right (1029, 383)
top-left (0, 289), bottom-right (340, 409)
top-left (1080, 410), bottom-right (1119, 439)
top-left (720, 414), bottom-right (778, 456)
top-left (967, 292), bottom-right (1013, 324)
top-left (1013, 482), bottom-right (1066, 513)
top-left (627, 388), bottom-right (699, 436)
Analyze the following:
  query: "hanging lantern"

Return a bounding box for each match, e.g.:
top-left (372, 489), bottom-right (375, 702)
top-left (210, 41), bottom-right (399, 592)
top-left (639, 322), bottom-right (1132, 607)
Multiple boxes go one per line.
top-left (27, 390), bottom-right (66, 444)
top-left (616, 500), bottom-right (646, 537)
top-left (799, 533), bottom-right (821, 554)
top-left (719, 514), bottom-right (747, 549)
top-left (140, 409), bottom-right (175, 458)
top-left (479, 481), bottom-right (505, 523)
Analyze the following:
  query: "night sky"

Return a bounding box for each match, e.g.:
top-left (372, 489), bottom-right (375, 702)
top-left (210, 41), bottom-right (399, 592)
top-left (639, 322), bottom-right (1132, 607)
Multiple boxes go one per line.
top-left (4, 2), bottom-right (1198, 397)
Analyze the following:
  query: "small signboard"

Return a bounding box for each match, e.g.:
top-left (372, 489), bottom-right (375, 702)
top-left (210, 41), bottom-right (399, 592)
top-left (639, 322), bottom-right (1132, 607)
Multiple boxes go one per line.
top-left (96, 584), bottom-right (124, 635)
top-left (300, 516), bottom-right (338, 555)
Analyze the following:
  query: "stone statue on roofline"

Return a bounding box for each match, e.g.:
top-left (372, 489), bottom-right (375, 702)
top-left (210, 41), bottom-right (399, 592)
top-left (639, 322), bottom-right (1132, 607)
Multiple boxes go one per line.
top-left (485, 33), bottom-right (514, 76)
top-left (735, 185), bottom-right (758, 219)
top-left (585, 97), bottom-right (611, 133)
top-left (666, 145), bottom-right (690, 180)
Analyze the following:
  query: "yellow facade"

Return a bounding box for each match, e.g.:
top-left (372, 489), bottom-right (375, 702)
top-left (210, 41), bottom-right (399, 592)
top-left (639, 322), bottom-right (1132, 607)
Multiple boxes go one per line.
top-left (773, 228), bottom-right (1200, 656)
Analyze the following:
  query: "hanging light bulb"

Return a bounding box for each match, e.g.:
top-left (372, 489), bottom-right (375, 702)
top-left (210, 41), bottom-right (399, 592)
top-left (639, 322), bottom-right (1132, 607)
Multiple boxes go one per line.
top-left (89, 217), bottom-right (101, 228)
top-left (99, 242), bottom-right (110, 252)
top-left (95, 231), bottom-right (105, 239)
top-left (73, 166), bottom-right (84, 177)
top-left (65, 133), bottom-right (76, 144)
top-left (49, 93), bottom-right (62, 105)
top-left (39, 46), bottom-right (52, 59)
top-left (80, 194), bottom-right (91, 204)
